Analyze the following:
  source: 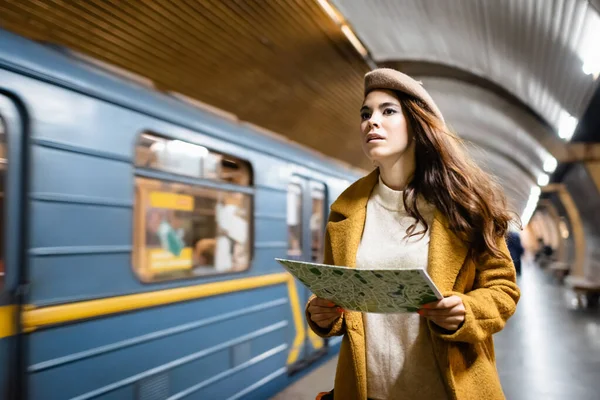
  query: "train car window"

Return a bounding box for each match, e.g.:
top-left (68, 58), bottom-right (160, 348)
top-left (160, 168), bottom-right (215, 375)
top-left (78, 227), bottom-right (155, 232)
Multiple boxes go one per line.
top-left (0, 118), bottom-right (5, 288)
top-left (136, 133), bottom-right (252, 186)
top-left (133, 133), bottom-right (253, 282)
top-left (310, 183), bottom-right (326, 263)
top-left (133, 177), bottom-right (252, 282)
top-left (287, 183), bottom-right (303, 257)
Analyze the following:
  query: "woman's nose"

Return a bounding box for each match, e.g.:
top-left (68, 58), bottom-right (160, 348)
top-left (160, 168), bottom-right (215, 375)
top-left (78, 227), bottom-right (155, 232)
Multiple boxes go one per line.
top-left (368, 118), bottom-right (381, 128)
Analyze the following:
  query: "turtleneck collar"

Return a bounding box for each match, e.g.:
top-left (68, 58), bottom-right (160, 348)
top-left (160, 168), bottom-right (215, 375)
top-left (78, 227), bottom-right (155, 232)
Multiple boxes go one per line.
top-left (373, 176), bottom-right (406, 211)
top-left (373, 176), bottom-right (435, 214)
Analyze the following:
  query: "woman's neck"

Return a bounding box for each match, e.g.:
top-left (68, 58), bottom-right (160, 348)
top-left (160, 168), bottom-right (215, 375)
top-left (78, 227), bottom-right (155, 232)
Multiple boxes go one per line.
top-left (376, 151), bottom-right (416, 191)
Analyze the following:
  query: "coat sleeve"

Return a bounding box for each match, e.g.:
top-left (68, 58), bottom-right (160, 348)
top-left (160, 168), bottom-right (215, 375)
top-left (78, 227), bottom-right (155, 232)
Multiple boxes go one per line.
top-left (305, 294), bottom-right (346, 338)
top-left (305, 213), bottom-right (347, 338)
top-left (430, 237), bottom-right (520, 343)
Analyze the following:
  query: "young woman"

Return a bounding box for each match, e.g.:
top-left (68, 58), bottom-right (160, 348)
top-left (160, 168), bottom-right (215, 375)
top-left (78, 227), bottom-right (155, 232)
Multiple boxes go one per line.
top-left (306, 68), bottom-right (520, 400)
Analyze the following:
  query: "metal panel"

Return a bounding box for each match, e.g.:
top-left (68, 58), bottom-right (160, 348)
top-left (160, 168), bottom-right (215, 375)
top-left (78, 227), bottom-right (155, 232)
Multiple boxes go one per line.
top-left (231, 342), bottom-right (252, 368)
top-left (135, 374), bottom-right (169, 400)
top-left (30, 202), bottom-right (131, 248)
top-left (0, 338), bottom-right (11, 399)
top-left (27, 291), bottom-right (288, 399)
top-left (28, 292), bottom-right (288, 366)
top-left (30, 146), bottom-right (133, 202)
top-left (171, 346), bottom-right (287, 400)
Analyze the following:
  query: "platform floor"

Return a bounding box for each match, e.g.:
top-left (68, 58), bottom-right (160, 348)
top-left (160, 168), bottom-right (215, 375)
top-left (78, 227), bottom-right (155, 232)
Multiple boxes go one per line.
top-left (271, 260), bottom-right (600, 399)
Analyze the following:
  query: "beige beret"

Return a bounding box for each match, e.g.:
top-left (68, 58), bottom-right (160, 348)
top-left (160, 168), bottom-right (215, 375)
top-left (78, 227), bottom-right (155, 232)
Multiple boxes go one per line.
top-left (364, 68), bottom-right (444, 122)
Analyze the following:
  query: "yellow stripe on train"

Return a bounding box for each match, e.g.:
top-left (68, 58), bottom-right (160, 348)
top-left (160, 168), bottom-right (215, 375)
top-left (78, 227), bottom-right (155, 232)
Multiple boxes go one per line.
top-left (20, 272), bottom-right (309, 364)
top-left (0, 305), bottom-right (17, 339)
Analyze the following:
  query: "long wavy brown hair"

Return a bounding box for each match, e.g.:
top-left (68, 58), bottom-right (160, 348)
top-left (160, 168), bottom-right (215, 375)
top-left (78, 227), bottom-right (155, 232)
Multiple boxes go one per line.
top-left (393, 92), bottom-right (518, 261)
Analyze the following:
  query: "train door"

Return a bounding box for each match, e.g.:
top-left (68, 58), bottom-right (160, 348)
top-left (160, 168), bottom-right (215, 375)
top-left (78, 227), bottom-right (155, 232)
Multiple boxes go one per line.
top-left (286, 176), bottom-right (328, 372)
top-left (0, 94), bottom-right (25, 399)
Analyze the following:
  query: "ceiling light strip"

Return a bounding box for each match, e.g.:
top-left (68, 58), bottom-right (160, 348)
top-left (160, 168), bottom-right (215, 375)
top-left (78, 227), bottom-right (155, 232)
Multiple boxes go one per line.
top-left (316, 0), bottom-right (377, 69)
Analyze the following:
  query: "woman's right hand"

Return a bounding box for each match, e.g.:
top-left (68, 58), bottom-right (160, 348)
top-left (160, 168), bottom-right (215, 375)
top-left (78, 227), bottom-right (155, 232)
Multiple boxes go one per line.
top-left (308, 297), bottom-right (344, 328)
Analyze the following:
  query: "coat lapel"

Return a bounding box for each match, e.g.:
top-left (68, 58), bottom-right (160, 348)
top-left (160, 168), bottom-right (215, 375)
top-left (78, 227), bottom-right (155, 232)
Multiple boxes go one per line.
top-left (428, 211), bottom-right (469, 292)
top-left (326, 169), bottom-right (378, 268)
top-left (328, 212), bottom-right (366, 268)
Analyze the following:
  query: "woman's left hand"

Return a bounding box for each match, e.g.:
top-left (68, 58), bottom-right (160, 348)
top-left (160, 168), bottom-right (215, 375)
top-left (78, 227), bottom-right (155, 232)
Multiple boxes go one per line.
top-left (418, 295), bottom-right (466, 331)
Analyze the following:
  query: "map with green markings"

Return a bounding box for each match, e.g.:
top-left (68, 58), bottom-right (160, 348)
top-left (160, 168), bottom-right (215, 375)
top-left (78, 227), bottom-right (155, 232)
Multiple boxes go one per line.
top-left (275, 258), bottom-right (443, 313)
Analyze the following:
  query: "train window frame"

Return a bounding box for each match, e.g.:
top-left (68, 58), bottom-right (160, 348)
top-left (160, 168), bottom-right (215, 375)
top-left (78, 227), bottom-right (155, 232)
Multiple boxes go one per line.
top-left (309, 182), bottom-right (327, 263)
top-left (0, 116), bottom-right (6, 290)
top-left (286, 177), bottom-right (328, 261)
top-left (287, 181), bottom-right (303, 258)
top-left (133, 132), bottom-right (254, 283)
top-left (135, 132), bottom-right (252, 186)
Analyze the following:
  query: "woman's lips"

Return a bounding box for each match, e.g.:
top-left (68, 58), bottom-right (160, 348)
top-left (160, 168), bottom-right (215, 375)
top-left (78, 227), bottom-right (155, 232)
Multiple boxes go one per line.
top-left (366, 132), bottom-right (385, 142)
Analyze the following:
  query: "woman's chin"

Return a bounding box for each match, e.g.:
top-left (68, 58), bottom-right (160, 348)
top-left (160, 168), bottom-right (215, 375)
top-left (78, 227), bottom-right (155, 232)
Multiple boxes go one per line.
top-left (366, 149), bottom-right (390, 163)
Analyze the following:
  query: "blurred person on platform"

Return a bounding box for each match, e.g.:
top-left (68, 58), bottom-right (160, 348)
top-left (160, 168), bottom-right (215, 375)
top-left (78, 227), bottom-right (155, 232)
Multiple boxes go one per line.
top-left (507, 229), bottom-right (524, 276)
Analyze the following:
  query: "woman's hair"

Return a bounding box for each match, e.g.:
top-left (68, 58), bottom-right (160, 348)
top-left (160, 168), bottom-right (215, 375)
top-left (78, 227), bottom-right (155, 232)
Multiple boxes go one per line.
top-left (394, 92), bottom-right (519, 261)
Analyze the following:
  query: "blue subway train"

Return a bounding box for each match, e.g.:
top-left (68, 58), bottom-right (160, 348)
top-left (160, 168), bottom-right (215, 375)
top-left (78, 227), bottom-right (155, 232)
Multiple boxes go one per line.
top-left (0, 29), bottom-right (361, 399)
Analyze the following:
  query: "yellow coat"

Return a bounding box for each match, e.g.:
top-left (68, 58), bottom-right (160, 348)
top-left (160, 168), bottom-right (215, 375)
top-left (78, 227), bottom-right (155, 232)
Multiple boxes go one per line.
top-left (306, 170), bottom-right (520, 400)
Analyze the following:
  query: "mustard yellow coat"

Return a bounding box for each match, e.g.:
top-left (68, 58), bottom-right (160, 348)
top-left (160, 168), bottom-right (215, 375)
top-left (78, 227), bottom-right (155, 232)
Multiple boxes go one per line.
top-left (306, 170), bottom-right (520, 400)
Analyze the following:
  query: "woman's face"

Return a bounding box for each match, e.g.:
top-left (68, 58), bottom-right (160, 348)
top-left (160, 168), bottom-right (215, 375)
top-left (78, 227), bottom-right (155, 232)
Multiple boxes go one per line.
top-left (360, 89), bottom-right (412, 164)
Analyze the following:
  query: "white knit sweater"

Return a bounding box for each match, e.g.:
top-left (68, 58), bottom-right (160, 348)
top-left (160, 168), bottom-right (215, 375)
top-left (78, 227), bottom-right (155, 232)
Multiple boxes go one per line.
top-left (356, 176), bottom-right (448, 400)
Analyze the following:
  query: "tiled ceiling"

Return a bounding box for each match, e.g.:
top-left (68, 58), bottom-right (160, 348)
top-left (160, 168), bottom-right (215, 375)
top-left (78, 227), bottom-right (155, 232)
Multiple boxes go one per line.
top-left (0, 0), bottom-right (372, 169)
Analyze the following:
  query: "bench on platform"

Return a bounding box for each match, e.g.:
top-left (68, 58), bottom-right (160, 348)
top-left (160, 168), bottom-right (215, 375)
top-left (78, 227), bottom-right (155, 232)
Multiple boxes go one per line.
top-left (565, 276), bottom-right (600, 308)
top-left (537, 254), bottom-right (556, 269)
top-left (548, 261), bottom-right (570, 284)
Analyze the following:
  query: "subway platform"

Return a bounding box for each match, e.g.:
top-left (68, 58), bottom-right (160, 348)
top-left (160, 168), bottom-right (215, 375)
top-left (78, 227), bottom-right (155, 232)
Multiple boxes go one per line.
top-left (271, 259), bottom-right (600, 400)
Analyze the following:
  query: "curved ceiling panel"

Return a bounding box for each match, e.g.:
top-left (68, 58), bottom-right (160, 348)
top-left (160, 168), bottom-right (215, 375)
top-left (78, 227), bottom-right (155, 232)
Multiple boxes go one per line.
top-left (453, 120), bottom-right (541, 182)
top-left (418, 77), bottom-right (554, 178)
top-left (466, 147), bottom-right (532, 214)
top-left (332, 0), bottom-right (600, 132)
top-left (466, 144), bottom-right (535, 190)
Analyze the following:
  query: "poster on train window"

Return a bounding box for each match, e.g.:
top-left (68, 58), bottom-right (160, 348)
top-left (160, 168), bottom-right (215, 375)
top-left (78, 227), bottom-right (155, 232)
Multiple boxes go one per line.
top-left (145, 191), bottom-right (194, 273)
top-left (275, 258), bottom-right (443, 313)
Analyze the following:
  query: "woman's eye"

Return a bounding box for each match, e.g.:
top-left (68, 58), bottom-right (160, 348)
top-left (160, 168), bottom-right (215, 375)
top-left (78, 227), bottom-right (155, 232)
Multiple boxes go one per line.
top-left (361, 112), bottom-right (371, 120)
top-left (383, 108), bottom-right (397, 115)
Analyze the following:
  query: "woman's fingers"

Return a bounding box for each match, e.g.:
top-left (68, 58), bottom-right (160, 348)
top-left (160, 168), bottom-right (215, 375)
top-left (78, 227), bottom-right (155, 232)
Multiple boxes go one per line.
top-left (421, 295), bottom-right (463, 310)
top-left (315, 316), bottom-right (340, 328)
top-left (312, 313), bottom-right (341, 328)
top-left (308, 297), bottom-right (344, 315)
top-left (311, 312), bottom-right (341, 322)
top-left (311, 297), bottom-right (337, 307)
top-left (309, 305), bottom-right (342, 314)
top-left (428, 315), bottom-right (464, 330)
top-left (429, 315), bottom-right (464, 325)
top-left (418, 304), bottom-right (465, 317)
top-left (308, 297), bottom-right (344, 328)
top-left (419, 295), bottom-right (465, 319)
top-left (418, 295), bottom-right (466, 331)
